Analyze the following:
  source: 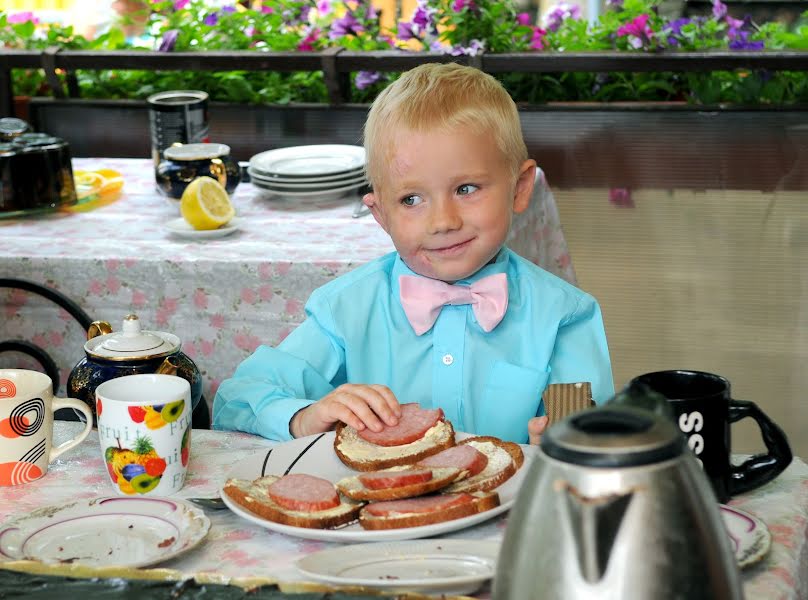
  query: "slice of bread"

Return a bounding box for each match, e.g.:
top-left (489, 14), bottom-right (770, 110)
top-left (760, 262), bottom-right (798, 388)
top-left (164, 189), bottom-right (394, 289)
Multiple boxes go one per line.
top-left (334, 419), bottom-right (456, 472)
top-left (359, 491), bottom-right (499, 530)
top-left (441, 436), bottom-right (524, 494)
top-left (336, 466), bottom-right (462, 501)
top-left (223, 476), bottom-right (362, 529)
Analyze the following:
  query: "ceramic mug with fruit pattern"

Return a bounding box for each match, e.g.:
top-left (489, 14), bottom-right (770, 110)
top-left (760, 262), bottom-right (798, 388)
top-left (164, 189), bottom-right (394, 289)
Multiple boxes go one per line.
top-left (0, 369), bottom-right (93, 486)
top-left (96, 374), bottom-right (192, 496)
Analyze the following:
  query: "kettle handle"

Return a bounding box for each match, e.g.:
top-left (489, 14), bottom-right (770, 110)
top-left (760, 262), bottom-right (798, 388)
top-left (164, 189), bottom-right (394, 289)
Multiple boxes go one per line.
top-left (87, 320), bottom-right (113, 340)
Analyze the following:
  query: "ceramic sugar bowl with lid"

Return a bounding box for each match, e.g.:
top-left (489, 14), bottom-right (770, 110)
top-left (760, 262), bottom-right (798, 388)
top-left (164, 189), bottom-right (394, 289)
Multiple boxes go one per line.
top-left (67, 314), bottom-right (203, 424)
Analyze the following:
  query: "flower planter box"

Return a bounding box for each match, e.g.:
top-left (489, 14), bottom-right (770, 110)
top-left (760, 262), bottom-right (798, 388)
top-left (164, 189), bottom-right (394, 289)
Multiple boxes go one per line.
top-left (28, 96), bottom-right (808, 191)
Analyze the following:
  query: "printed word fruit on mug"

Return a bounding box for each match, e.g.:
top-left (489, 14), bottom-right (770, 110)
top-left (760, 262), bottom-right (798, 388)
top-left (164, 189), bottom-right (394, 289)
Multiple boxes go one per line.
top-left (0, 369), bottom-right (93, 486)
top-left (96, 374), bottom-right (192, 496)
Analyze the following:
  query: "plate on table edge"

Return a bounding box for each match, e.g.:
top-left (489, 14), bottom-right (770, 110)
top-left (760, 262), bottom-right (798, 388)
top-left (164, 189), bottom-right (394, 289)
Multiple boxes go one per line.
top-left (164, 217), bottom-right (241, 239)
top-left (248, 171), bottom-right (367, 191)
top-left (295, 539), bottom-right (499, 595)
top-left (248, 165), bottom-right (365, 185)
top-left (249, 145), bottom-right (365, 177)
top-left (253, 180), bottom-right (368, 201)
top-left (720, 504), bottom-right (771, 568)
top-left (0, 496), bottom-right (210, 569)
top-left (220, 430), bottom-right (536, 543)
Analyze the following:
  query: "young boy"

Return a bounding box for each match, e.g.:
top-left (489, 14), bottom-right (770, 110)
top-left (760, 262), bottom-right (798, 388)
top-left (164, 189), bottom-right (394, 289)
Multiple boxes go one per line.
top-left (213, 63), bottom-right (613, 445)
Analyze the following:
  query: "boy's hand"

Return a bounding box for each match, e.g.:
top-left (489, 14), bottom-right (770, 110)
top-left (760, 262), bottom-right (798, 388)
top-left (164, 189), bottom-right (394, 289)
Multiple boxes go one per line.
top-left (528, 416), bottom-right (549, 446)
top-left (290, 384), bottom-right (402, 438)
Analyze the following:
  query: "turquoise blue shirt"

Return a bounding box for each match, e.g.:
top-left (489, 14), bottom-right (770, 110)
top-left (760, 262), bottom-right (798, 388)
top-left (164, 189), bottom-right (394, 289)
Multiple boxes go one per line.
top-left (213, 248), bottom-right (614, 443)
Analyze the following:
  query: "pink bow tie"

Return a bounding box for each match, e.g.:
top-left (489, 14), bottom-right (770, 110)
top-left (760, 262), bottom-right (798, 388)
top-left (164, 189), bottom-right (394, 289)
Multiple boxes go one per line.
top-left (399, 273), bottom-right (508, 336)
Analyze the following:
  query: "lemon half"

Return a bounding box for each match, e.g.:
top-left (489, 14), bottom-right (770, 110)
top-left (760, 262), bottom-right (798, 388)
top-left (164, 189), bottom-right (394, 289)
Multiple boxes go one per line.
top-left (180, 177), bottom-right (235, 230)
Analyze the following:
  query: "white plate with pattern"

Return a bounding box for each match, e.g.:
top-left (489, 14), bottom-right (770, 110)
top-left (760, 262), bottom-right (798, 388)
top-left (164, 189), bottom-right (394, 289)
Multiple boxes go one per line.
top-left (0, 496), bottom-right (210, 568)
top-left (296, 539), bottom-right (499, 595)
top-left (721, 504), bottom-right (771, 568)
top-left (249, 145), bottom-right (365, 177)
top-left (221, 431), bottom-right (536, 543)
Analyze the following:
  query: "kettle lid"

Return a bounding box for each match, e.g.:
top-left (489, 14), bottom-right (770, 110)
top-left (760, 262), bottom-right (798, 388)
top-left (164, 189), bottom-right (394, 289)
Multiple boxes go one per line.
top-left (85, 314), bottom-right (179, 360)
top-left (541, 406), bottom-right (685, 468)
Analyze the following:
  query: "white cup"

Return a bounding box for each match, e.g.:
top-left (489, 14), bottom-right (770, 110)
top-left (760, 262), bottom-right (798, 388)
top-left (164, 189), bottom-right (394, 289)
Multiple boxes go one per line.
top-left (0, 369), bottom-right (93, 486)
top-left (95, 374), bottom-right (192, 496)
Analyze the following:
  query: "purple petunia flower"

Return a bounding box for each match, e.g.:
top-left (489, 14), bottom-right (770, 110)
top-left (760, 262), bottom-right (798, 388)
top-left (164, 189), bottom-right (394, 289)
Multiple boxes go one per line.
top-left (222, 6), bottom-right (236, 13)
top-left (173, 0), bottom-right (190, 10)
top-left (397, 21), bottom-right (419, 41)
top-left (516, 12), bottom-right (532, 26)
top-left (298, 28), bottom-right (320, 51)
top-left (329, 13), bottom-right (364, 39)
top-left (203, 12), bottom-right (218, 26)
top-left (410, 0), bottom-right (437, 34)
top-left (450, 39), bottom-right (485, 56)
top-left (355, 70), bottom-right (381, 90)
top-left (542, 2), bottom-right (582, 33)
top-left (299, 5), bottom-right (310, 20)
top-left (530, 27), bottom-right (547, 50)
top-left (8, 12), bottom-right (39, 24)
top-left (616, 13), bottom-right (654, 49)
top-left (158, 29), bottom-right (179, 52)
top-left (452, 0), bottom-right (476, 12)
top-left (728, 29), bottom-right (764, 50)
top-left (317, 0), bottom-right (332, 15)
top-left (665, 17), bottom-right (693, 45)
top-left (712, 0), bottom-right (727, 20)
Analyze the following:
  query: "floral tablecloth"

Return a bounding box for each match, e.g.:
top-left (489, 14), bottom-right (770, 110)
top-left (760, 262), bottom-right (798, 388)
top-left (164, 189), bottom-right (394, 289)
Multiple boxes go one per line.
top-left (0, 158), bottom-right (576, 417)
top-left (0, 424), bottom-right (806, 599)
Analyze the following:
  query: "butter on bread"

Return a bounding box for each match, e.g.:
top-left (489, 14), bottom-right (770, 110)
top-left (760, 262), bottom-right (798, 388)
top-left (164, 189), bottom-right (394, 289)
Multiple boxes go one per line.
top-left (334, 419), bottom-right (455, 472)
top-left (336, 466), bottom-right (462, 501)
top-left (223, 476), bottom-right (362, 529)
top-left (441, 436), bottom-right (524, 494)
top-left (358, 490), bottom-right (499, 530)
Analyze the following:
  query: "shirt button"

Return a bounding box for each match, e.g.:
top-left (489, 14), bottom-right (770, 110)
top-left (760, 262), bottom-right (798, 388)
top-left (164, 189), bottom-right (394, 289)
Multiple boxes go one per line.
top-left (442, 354), bottom-right (454, 366)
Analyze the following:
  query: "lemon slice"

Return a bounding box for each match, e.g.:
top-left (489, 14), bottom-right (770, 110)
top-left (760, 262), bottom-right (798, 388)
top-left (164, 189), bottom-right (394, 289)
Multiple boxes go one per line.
top-left (180, 177), bottom-right (235, 230)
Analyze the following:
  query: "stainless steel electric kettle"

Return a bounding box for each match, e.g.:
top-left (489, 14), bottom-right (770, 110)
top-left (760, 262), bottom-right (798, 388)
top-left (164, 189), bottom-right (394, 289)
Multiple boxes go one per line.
top-left (494, 404), bottom-right (742, 600)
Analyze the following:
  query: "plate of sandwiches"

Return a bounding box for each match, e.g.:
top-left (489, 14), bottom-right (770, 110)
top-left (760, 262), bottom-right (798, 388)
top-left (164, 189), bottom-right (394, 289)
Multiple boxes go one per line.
top-left (221, 403), bottom-right (537, 542)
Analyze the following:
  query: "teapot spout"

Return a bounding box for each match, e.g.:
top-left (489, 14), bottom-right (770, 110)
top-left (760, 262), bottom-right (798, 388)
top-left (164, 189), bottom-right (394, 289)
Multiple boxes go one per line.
top-left (156, 356), bottom-right (180, 376)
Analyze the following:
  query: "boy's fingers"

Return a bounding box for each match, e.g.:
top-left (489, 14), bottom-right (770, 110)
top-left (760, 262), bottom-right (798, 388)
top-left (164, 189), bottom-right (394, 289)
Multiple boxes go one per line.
top-left (368, 384), bottom-right (401, 424)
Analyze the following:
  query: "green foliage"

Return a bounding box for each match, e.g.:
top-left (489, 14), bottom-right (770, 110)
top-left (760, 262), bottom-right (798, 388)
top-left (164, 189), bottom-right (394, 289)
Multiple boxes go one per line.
top-left (2, 0), bottom-right (807, 105)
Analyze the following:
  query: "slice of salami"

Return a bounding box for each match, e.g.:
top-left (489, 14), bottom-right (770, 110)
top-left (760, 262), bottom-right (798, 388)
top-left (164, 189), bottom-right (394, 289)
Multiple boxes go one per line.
top-left (357, 403), bottom-right (443, 447)
top-left (418, 444), bottom-right (489, 476)
top-left (358, 468), bottom-right (434, 491)
top-left (267, 474), bottom-right (340, 512)
top-left (364, 493), bottom-right (474, 517)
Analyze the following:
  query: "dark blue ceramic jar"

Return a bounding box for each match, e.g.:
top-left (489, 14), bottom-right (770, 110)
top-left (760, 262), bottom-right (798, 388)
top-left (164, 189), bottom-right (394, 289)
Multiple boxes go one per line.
top-left (66, 315), bottom-right (203, 426)
top-left (155, 142), bottom-right (240, 199)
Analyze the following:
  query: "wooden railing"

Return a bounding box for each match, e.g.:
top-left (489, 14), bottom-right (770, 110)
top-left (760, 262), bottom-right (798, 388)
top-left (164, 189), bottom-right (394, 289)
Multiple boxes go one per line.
top-left (2, 48), bottom-right (808, 115)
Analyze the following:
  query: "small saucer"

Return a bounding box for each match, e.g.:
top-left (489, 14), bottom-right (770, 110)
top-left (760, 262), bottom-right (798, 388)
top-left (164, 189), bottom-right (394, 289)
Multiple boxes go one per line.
top-left (164, 217), bottom-right (241, 239)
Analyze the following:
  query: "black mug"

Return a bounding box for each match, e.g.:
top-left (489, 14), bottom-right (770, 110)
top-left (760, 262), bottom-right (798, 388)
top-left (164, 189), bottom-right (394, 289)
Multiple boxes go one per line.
top-left (630, 370), bottom-right (792, 503)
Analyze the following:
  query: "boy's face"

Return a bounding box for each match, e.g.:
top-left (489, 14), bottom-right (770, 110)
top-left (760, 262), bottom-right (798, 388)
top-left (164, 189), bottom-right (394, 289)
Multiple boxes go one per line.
top-left (364, 128), bottom-right (536, 282)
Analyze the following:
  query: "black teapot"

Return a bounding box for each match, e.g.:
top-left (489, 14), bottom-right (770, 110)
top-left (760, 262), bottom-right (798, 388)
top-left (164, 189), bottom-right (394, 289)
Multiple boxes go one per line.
top-left (67, 314), bottom-right (203, 425)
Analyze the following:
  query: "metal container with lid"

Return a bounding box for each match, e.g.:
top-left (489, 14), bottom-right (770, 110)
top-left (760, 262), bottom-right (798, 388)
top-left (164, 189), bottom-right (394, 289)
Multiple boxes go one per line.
top-left (494, 402), bottom-right (742, 600)
top-left (67, 314), bottom-right (202, 423)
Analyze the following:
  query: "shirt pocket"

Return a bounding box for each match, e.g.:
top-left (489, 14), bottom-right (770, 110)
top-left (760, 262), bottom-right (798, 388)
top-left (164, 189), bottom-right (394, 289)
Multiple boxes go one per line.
top-left (474, 360), bottom-right (550, 443)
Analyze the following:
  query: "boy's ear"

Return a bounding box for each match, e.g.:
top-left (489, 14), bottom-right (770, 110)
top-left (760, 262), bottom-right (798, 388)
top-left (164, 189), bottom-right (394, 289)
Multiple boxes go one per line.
top-left (513, 159), bottom-right (537, 215)
top-left (363, 192), bottom-right (389, 232)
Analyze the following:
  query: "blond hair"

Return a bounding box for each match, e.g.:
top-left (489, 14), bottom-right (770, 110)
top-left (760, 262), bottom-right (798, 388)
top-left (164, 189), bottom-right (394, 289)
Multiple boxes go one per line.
top-left (363, 63), bottom-right (528, 190)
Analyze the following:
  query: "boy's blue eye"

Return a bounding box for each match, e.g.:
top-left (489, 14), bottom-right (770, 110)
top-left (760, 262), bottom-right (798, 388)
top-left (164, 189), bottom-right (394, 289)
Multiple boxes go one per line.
top-left (402, 195), bottom-right (423, 206)
top-left (457, 184), bottom-right (479, 196)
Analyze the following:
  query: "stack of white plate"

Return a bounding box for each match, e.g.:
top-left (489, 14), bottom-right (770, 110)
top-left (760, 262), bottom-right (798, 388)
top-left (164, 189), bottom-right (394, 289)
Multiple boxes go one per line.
top-left (248, 144), bottom-right (368, 201)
